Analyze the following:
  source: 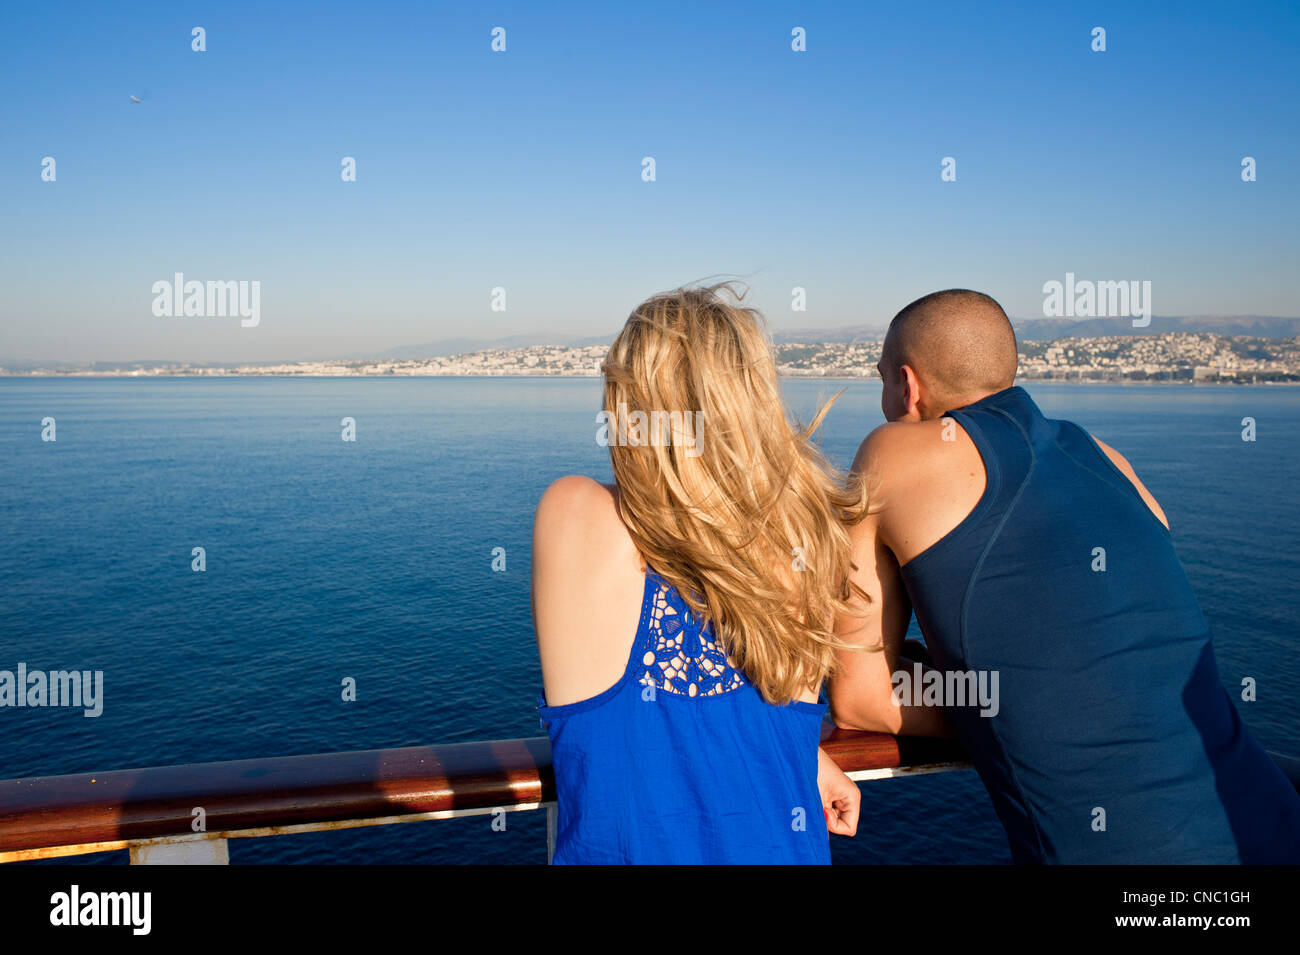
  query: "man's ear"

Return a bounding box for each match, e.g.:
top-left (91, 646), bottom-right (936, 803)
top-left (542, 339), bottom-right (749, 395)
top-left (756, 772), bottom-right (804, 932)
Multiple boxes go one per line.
top-left (900, 364), bottom-right (923, 417)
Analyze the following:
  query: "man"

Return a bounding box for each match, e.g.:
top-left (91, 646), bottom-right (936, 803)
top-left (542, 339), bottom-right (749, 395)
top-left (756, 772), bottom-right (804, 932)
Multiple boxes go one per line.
top-left (829, 289), bottom-right (1300, 863)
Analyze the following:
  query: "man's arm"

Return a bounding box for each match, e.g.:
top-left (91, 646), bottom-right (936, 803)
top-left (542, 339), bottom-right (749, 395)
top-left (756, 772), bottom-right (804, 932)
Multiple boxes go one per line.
top-left (1091, 434), bottom-right (1170, 529)
top-left (828, 431), bottom-right (953, 736)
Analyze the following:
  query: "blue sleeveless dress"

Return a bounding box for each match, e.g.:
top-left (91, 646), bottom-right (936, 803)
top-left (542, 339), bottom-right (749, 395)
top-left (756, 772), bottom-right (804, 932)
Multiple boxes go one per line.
top-left (900, 385), bottom-right (1300, 863)
top-left (538, 568), bottom-right (831, 864)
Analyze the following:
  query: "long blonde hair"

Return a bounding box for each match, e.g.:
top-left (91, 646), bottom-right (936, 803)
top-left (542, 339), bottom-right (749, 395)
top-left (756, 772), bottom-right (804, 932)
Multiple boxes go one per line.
top-left (602, 282), bottom-right (870, 705)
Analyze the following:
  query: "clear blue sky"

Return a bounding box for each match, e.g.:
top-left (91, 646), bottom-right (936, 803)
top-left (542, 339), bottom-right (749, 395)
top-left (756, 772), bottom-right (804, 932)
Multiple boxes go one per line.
top-left (2, 0), bottom-right (1297, 363)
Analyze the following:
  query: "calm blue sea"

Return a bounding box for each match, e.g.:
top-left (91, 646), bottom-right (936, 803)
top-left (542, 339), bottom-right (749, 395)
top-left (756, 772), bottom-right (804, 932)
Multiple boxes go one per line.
top-left (1, 378), bottom-right (1297, 865)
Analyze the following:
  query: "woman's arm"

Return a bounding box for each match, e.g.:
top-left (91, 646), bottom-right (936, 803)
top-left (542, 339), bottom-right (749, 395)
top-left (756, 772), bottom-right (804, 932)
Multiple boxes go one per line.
top-left (532, 475), bottom-right (645, 708)
top-left (817, 746), bottom-right (860, 836)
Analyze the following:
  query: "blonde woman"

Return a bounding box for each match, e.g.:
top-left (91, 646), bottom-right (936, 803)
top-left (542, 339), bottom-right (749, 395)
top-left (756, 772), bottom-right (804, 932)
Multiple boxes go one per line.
top-left (532, 284), bottom-right (866, 864)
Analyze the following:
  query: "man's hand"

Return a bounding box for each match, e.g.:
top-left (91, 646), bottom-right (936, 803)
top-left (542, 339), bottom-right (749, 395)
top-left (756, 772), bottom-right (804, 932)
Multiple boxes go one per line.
top-left (817, 746), bottom-right (860, 837)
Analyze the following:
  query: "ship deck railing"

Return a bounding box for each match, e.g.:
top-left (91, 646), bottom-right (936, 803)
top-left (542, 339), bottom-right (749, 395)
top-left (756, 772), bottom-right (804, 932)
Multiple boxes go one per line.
top-left (2, 726), bottom-right (1296, 864)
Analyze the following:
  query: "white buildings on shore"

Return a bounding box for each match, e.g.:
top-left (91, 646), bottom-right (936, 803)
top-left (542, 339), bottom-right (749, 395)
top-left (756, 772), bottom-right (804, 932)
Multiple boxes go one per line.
top-left (4, 335), bottom-right (1298, 382)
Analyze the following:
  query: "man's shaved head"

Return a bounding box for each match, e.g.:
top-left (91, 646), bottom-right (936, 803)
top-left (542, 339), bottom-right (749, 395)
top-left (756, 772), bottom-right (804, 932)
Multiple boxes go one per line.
top-left (881, 289), bottom-right (1017, 414)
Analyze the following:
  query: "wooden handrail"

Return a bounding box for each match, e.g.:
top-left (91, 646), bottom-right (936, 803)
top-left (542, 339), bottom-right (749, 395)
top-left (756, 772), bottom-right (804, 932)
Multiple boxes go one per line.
top-left (818, 724), bottom-right (969, 775)
top-left (0, 737), bottom-right (553, 857)
top-left (0, 726), bottom-right (965, 858)
top-left (1, 728), bottom-right (1295, 861)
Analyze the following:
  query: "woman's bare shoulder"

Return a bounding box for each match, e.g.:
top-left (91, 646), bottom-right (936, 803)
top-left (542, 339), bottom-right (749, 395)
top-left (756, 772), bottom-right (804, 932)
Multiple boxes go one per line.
top-left (533, 476), bottom-right (643, 598)
top-left (535, 476), bottom-right (628, 553)
top-left (532, 476), bottom-right (647, 705)
top-left (536, 474), bottom-right (617, 521)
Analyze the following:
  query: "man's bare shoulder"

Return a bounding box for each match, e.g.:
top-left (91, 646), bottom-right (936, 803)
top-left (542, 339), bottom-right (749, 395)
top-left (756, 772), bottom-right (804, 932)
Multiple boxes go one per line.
top-left (852, 418), bottom-right (969, 483)
top-left (850, 419), bottom-right (986, 564)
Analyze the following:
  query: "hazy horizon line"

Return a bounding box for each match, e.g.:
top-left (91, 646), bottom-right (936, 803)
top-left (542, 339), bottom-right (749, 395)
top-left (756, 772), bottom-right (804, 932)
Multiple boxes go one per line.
top-left (5, 313), bottom-right (1300, 369)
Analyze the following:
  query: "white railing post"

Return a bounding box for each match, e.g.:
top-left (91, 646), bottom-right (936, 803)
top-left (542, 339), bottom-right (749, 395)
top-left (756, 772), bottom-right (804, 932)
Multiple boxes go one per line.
top-left (129, 838), bottom-right (229, 865)
top-left (545, 803), bottom-right (557, 865)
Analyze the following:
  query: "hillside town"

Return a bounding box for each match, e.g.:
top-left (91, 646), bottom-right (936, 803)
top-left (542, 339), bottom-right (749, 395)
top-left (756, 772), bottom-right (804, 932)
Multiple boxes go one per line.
top-left (775, 333), bottom-right (1300, 382)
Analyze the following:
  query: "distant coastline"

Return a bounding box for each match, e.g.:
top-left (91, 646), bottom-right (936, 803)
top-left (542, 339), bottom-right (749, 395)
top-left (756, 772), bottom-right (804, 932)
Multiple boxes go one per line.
top-left (2, 374), bottom-right (1289, 387)
top-left (5, 332), bottom-right (1299, 384)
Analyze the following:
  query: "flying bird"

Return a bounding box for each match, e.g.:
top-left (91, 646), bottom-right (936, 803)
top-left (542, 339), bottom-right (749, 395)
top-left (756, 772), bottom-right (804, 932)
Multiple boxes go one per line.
top-left (130, 95), bottom-right (141, 103)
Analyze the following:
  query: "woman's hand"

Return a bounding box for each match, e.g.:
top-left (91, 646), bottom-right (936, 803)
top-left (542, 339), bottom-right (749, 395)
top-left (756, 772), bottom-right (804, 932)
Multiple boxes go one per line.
top-left (817, 746), bottom-right (860, 837)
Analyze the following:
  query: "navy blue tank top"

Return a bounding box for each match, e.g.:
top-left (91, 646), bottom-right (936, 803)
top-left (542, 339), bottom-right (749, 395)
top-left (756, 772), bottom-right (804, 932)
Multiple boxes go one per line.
top-left (538, 568), bottom-right (830, 864)
top-left (900, 386), bottom-right (1300, 864)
